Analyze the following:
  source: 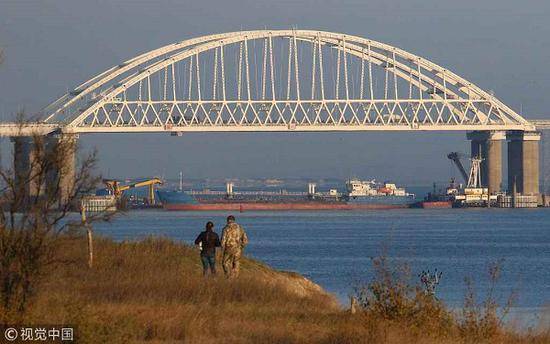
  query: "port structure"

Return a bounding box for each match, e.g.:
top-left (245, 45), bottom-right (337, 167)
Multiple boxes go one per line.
top-left (0, 30), bottom-right (547, 201)
top-left (447, 152), bottom-right (469, 184)
top-left (103, 178), bottom-right (163, 205)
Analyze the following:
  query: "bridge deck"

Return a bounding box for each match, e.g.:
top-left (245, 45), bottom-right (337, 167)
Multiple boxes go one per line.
top-left (0, 122), bottom-right (545, 136)
top-left (0, 123), bottom-right (59, 137)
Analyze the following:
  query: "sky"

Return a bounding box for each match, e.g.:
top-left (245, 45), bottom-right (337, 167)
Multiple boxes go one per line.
top-left (1, 0), bottom-right (549, 184)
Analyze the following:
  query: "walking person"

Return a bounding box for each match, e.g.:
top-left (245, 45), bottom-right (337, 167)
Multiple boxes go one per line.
top-left (194, 221), bottom-right (221, 276)
top-left (221, 215), bottom-right (248, 278)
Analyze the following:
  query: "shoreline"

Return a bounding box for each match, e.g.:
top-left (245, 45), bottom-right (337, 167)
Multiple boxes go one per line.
top-left (89, 209), bottom-right (550, 316)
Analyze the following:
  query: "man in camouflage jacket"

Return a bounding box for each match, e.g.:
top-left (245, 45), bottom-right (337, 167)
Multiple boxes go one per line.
top-left (221, 215), bottom-right (249, 278)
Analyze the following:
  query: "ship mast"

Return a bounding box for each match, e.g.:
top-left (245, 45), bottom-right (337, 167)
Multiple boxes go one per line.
top-left (467, 157), bottom-right (483, 188)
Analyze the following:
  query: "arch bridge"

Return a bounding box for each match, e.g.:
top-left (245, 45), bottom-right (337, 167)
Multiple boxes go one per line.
top-left (3, 30), bottom-right (546, 199)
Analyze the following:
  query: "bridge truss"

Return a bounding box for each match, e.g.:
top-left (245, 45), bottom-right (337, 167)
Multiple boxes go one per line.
top-left (39, 30), bottom-right (534, 134)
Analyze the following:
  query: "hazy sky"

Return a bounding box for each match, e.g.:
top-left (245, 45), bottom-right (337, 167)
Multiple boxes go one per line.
top-left (1, 0), bottom-right (549, 184)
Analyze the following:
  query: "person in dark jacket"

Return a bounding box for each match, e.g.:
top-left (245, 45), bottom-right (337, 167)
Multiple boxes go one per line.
top-left (194, 221), bottom-right (221, 276)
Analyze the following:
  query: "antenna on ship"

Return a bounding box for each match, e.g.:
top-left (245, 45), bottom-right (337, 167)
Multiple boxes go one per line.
top-left (179, 171), bottom-right (183, 192)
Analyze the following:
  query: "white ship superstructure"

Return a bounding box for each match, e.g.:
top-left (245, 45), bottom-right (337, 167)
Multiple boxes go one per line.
top-left (346, 179), bottom-right (378, 196)
top-left (345, 179), bottom-right (413, 197)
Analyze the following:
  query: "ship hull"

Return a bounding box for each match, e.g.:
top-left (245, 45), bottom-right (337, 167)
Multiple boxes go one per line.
top-left (163, 202), bottom-right (409, 211)
top-left (418, 200), bottom-right (453, 209)
top-left (157, 188), bottom-right (416, 211)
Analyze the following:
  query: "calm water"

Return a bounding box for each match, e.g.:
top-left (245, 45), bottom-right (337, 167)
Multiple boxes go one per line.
top-left (92, 208), bottom-right (550, 322)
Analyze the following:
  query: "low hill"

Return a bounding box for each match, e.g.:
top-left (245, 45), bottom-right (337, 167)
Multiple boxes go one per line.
top-left (27, 236), bottom-right (344, 343)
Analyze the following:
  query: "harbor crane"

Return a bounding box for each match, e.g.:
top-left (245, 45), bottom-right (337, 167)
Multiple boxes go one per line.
top-left (447, 152), bottom-right (469, 184)
top-left (447, 152), bottom-right (484, 188)
top-left (103, 178), bottom-right (163, 205)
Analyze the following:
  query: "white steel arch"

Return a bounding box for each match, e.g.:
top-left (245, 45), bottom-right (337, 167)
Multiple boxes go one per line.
top-left (40, 30), bottom-right (535, 133)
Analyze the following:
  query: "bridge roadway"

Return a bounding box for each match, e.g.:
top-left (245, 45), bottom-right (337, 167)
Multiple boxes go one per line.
top-left (0, 120), bottom-right (548, 137)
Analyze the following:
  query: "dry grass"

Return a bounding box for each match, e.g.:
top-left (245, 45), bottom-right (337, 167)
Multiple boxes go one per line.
top-left (7, 234), bottom-right (550, 344)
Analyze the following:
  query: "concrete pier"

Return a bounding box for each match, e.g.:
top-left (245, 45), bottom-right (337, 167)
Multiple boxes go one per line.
top-left (467, 131), bottom-right (505, 193)
top-left (48, 134), bottom-right (77, 204)
top-left (506, 131), bottom-right (541, 196)
top-left (11, 134), bottom-right (77, 204)
top-left (12, 136), bottom-right (43, 198)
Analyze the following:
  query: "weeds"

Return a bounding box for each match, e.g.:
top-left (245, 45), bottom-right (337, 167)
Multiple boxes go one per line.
top-left (458, 260), bottom-right (518, 343)
top-left (354, 254), bottom-right (454, 340)
top-left (352, 253), bottom-right (542, 344)
top-left (3, 235), bottom-right (548, 343)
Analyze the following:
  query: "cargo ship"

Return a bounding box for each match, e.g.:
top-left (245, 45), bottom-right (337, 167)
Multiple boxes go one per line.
top-left (156, 179), bottom-right (416, 211)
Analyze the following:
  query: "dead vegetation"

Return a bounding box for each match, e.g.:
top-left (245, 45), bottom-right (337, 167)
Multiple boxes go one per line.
top-left (0, 121), bottom-right (107, 322)
top-left (5, 234), bottom-right (547, 344)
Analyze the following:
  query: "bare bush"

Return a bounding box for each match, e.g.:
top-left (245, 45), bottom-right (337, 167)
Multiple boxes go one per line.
top-left (459, 260), bottom-right (518, 342)
top-left (0, 119), bottom-right (108, 322)
top-left (355, 254), bottom-right (415, 320)
top-left (354, 251), bottom-right (531, 343)
top-left (354, 254), bottom-right (454, 339)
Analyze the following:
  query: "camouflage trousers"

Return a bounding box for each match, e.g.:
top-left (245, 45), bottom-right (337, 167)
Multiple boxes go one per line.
top-left (222, 248), bottom-right (242, 278)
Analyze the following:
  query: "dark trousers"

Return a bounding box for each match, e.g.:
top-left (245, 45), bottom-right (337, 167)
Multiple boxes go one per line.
top-left (200, 253), bottom-right (216, 275)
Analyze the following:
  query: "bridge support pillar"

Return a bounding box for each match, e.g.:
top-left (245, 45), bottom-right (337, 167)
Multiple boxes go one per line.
top-left (11, 134), bottom-right (77, 205)
top-left (47, 134), bottom-right (77, 205)
top-left (12, 136), bottom-right (43, 198)
top-left (506, 131), bottom-right (540, 196)
top-left (467, 131), bottom-right (504, 193)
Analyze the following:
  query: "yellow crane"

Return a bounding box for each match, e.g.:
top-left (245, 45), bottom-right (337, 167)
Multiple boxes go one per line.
top-left (103, 178), bottom-right (163, 204)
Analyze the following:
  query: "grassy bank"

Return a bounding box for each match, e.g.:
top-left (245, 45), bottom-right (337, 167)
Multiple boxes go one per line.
top-left (12, 234), bottom-right (550, 343)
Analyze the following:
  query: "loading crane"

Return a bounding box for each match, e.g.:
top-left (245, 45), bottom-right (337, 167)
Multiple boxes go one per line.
top-left (447, 152), bottom-right (469, 184)
top-left (103, 178), bottom-right (163, 205)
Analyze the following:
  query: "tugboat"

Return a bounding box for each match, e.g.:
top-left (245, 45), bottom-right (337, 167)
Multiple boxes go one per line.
top-left (416, 181), bottom-right (456, 209)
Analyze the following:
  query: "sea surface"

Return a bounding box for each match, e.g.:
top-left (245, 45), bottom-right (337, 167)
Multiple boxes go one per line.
top-left (92, 208), bottom-right (550, 325)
